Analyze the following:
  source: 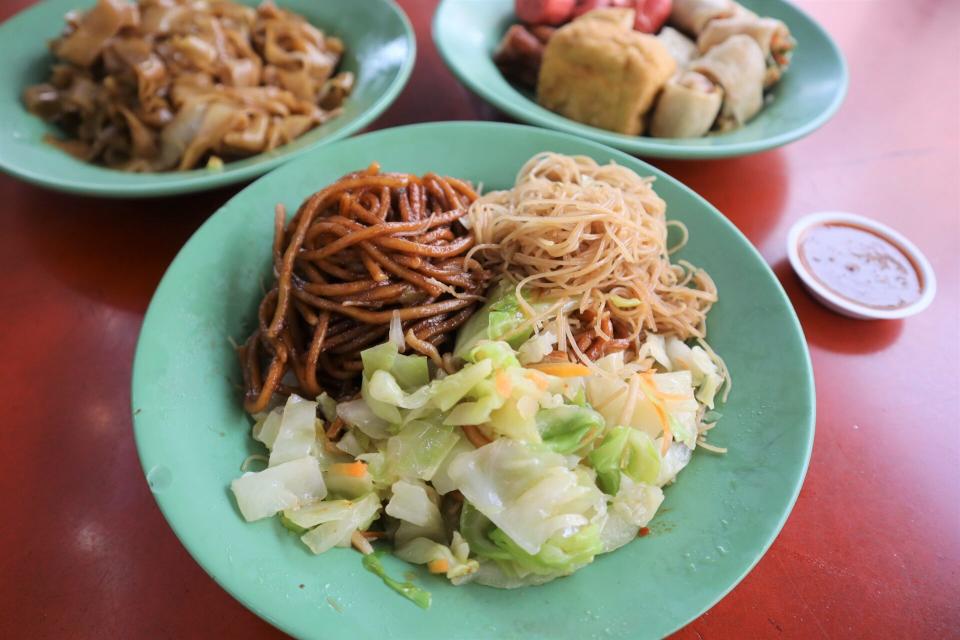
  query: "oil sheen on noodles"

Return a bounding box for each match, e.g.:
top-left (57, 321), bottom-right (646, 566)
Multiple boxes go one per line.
top-left (466, 152), bottom-right (718, 363)
top-left (238, 164), bottom-right (490, 413)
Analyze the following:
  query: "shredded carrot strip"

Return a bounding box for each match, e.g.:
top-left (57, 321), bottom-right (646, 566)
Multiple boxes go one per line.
top-left (652, 402), bottom-right (672, 455)
top-left (528, 362), bottom-right (591, 378)
top-left (495, 370), bottom-right (513, 397)
top-left (462, 424), bottom-right (492, 448)
top-left (427, 559), bottom-right (449, 574)
top-left (331, 461), bottom-right (368, 477)
top-left (362, 531), bottom-right (386, 540)
top-left (325, 417), bottom-right (345, 440)
top-left (639, 371), bottom-right (688, 401)
top-left (524, 369), bottom-right (549, 390)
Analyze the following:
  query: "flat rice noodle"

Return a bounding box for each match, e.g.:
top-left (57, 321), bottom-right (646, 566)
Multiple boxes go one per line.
top-left (222, 110), bottom-right (269, 151)
top-left (118, 105), bottom-right (157, 157)
top-left (177, 101), bottom-right (242, 169)
top-left (54, 0), bottom-right (139, 67)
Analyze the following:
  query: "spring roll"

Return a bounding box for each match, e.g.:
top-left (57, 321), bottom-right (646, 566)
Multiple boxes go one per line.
top-left (669, 0), bottom-right (735, 35)
top-left (650, 71), bottom-right (724, 138)
top-left (698, 15), bottom-right (795, 86)
top-left (657, 26), bottom-right (699, 68)
top-left (691, 34), bottom-right (765, 130)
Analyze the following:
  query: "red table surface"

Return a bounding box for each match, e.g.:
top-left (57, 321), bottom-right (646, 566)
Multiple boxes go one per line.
top-left (1, 0), bottom-right (957, 638)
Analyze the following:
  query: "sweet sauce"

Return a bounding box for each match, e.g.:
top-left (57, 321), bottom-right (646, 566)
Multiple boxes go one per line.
top-left (798, 224), bottom-right (923, 309)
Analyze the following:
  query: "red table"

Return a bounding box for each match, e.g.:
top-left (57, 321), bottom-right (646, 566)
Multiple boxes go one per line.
top-left (1, 0), bottom-right (957, 637)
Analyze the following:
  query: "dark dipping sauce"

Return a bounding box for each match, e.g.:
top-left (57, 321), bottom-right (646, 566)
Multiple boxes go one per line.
top-left (799, 223), bottom-right (923, 309)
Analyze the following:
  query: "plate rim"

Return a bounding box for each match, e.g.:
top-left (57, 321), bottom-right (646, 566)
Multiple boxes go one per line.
top-left (432, 0), bottom-right (848, 159)
top-left (131, 120), bottom-right (816, 638)
top-left (0, 0), bottom-right (417, 198)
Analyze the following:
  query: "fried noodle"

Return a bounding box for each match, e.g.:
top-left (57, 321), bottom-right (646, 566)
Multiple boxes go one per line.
top-left (238, 164), bottom-right (490, 413)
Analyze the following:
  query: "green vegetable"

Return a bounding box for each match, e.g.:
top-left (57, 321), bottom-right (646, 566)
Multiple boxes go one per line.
top-left (279, 512), bottom-right (308, 535)
top-left (325, 464), bottom-right (374, 499)
top-left (537, 405), bottom-right (605, 454)
top-left (361, 342), bottom-right (397, 377)
top-left (360, 342), bottom-right (429, 391)
top-left (360, 376), bottom-right (402, 424)
top-left (386, 420), bottom-right (460, 480)
top-left (391, 352), bottom-right (430, 390)
top-left (458, 502), bottom-right (507, 559)
top-left (609, 294), bottom-right (643, 309)
top-left (430, 359), bottom-right (493, 411)
top-left (488, 524), bottom-right (603, 576)
top-left (362, 551), bottom-right (432, 609)
top-left (669, 413), bottom-right (698, 449)
top-left (447, 439), bottom-right (606, 554)
top-left (466, 340), bottom-right (520, 369)
top-left (589, 427), bottom-right (631, 495)
top-left (588, 426), bottom-right (661, 495)
top-left (454, 282), bottom-right (543, 360)
top-left (622, 430), bottom-right (661, 485)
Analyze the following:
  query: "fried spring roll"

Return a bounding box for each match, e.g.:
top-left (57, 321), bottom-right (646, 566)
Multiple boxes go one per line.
top-left (669, 0), bottom-right (735, 36)
top-left (690, 34), bottom-right (765, 130)
top-left (650, 71), bottom-right (724, 138)
top-left (657, 26), bottom-right (699, 68)
top-left (698, 15), bottom-right (795, 87)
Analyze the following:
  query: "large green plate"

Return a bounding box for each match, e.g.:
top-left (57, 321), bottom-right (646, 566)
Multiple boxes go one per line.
top-left (0, 0), bottom-right (414, 197)
top-left (132, 122), bottom-right (814, 639)
top-left (433, 0), bottom-right (847, 159)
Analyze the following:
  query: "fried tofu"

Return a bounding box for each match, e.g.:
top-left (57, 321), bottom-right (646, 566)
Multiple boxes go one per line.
top-left (537, 9), bottom-right (676, 135)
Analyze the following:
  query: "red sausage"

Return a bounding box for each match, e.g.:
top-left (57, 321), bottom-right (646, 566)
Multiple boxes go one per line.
top-left (515, 0), bottom-right (576, 25)
top-left (633, 0), bottom-right (672, 33)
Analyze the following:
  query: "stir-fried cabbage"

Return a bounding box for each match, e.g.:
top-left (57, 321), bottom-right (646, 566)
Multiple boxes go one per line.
top-left (230, 322), bottom-right (727, 603)
top-left (394, 532), bottom-right (480, 580)
top-left (269, 395), bottom-right (320, 466)
top-left (447, 439), bottom-right (606, 555)
top-left (231, 456), bottom-right (327, 522)
top-left (300, 493), bottom-right (381, 555)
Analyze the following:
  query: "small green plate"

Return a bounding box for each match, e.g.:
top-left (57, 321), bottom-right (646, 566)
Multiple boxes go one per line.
top-left (0, 0), bottom-right (414, 197)
top-left (132, 122), bottom-right (814, 639)
top-left (433, 0), bottom-right (847, 159)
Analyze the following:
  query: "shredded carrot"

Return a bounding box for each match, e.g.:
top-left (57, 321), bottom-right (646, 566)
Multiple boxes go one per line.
top-left (362, 530), bottom-right (386, 540)
top-left (528, 362), bottom-right (592, 378)
top-left (427, 559), bottom-right (449, 574)
top-left (332, 461), bottom-right (368, 478)
top-left (325, 417), bottom-right (345, 440)
top-left (324, 439), bottom-right (340, 454)
top-left (462, 424), bottom-right (492, 448)
top-left (637, 373), bottom-right (676, 454)
top-left (652, 401), bottom-right (672, 455)
top-left (495, 370), bottom-right (513, 397)
top-left (524, 369), bottom-right (549, 391)
top-left (639, 370), bottom-right (688, 401)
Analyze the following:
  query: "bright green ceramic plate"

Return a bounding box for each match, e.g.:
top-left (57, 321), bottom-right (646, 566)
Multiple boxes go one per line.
top-left (0, 0), bottom-right (414, 197)
top-left (433, 0), bottom-right (847, 159)
top-left (132, 122), bottom-right (814, 639)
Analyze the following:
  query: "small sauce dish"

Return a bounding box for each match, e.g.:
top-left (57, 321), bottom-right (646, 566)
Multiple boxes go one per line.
top-left (787, 212), bottom-right (936, 320)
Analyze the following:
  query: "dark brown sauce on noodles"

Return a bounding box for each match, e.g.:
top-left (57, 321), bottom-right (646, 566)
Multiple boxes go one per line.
top-left (799, 223), bottom-right (923, 310)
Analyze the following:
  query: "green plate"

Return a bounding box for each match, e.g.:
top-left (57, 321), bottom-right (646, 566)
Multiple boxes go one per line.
top-left (433, 0), bottom-right (847, 159)
top-left (0, 0), bottom-right (414, 197)
top-left (132, 122), bottom-right (814, 639)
